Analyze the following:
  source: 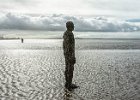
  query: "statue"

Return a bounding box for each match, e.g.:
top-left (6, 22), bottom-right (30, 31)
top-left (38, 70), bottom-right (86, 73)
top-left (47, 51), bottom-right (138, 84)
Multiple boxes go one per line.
top-left (63, 21), bottom-right (78, 91)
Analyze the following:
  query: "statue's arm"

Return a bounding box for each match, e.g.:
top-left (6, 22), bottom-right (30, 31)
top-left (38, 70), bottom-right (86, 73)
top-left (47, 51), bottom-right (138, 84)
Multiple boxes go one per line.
top-left (69, 35), bottom-right (76, 64)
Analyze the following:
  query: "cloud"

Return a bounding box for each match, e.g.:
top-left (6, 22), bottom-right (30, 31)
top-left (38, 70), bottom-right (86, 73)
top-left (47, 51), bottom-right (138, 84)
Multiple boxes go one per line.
top-left (127, 19), bottom-right (140, 23)
top-left (0, 13), bottom-right (140, 32)
top-left (84, 0), bottom-right (140, 11)
top-left (0, 0), bottom-right (140, 17)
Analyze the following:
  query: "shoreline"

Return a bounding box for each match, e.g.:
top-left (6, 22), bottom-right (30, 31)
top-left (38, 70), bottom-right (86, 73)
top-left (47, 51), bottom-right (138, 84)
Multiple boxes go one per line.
top-left (1, 38), bottom-right (140, 40)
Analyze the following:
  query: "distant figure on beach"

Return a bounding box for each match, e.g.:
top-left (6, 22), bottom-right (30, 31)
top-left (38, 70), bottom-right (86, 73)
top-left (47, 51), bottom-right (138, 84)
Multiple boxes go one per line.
top-left (21, 38), bottom-right (24, 43)
top-left (63, 21), bottom-right (78, 91)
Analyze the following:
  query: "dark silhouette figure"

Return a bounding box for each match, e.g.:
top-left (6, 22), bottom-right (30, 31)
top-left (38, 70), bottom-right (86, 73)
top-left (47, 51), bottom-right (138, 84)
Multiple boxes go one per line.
top-left (21, 38), bottom-right (24, 43)
top-left (63, 21), bottom-right (78, 91)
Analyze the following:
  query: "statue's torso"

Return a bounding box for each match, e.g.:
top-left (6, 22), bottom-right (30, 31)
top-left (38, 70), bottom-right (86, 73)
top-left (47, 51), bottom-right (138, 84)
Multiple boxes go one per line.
top-left (63, 31), bottom-right (75, 58)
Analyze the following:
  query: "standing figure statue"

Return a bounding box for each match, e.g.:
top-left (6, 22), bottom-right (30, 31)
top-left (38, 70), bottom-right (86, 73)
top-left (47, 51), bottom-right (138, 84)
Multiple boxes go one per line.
top-left (63, 21), bottom-right (78, 91)
top-left (21, 38), bottom-right (24, 43)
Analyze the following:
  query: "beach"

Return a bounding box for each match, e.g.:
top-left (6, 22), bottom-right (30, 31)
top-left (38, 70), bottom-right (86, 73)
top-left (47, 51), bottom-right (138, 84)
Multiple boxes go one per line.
top-left (0, 39), bottom-right (140, 100)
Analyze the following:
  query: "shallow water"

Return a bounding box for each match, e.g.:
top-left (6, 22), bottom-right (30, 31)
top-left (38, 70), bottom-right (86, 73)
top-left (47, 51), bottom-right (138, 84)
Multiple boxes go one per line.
top-left (0, 39), bottom-right (140, 100)
top-left (0, 39), bottom-right (140, 50)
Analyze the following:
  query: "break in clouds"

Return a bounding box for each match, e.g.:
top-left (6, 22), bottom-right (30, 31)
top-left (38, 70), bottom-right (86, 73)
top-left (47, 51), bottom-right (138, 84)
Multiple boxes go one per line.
top-left (0, 13), bottom-right (140, 32)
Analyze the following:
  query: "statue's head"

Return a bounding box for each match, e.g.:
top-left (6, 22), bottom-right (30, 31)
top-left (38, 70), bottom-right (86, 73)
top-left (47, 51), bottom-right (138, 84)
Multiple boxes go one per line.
top-left (66, 21), bottom-right (74, 31)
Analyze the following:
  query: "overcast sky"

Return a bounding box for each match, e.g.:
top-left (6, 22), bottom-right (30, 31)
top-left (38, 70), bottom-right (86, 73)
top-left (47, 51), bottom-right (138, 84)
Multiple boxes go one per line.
top-left (0, 0), bottom-right (140, 32)
top-left (0, 0), bottom-right (140, 17)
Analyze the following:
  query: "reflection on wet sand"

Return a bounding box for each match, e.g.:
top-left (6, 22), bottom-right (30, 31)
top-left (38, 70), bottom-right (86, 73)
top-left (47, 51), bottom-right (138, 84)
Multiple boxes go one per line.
top-left (64, 89), bottom-right (73, 100)
top-left (63, 88), bottom-right (84, 100)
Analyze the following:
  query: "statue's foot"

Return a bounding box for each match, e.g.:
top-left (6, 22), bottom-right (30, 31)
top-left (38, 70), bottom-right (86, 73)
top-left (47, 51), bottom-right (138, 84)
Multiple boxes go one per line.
top-left (65, 83), bottom-right (79, 91)
top-left (70, 84), bottom-right (79, 89)
top-left (65, 85), bottom-right (72, 91)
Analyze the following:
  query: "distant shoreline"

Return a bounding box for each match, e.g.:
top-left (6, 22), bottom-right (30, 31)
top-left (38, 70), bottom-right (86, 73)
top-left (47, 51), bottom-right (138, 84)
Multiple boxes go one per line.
top-left (0, 38), bottom-right (20, 40)
top-left (1, 38), bottom-right (140, 40)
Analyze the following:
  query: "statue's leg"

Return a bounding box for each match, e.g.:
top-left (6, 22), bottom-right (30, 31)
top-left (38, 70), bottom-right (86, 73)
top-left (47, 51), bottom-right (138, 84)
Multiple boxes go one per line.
top-left (69, 63), bottom-right (79, 89)
top-left (68, 64), bottom-right (74, 85)
top-left (65, 59), bottom-right (70, 88)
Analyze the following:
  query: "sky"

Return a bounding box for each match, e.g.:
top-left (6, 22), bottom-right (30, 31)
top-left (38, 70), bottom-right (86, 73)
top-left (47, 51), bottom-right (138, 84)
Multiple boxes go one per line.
top-left (0, 0), bottom-right (140, 32)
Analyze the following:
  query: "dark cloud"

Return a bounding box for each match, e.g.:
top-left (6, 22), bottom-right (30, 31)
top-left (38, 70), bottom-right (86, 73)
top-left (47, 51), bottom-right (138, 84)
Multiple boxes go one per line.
top-left (127, 19), bottom-right (140, 22)
top-left (0, 13), bottom-right (140, 32)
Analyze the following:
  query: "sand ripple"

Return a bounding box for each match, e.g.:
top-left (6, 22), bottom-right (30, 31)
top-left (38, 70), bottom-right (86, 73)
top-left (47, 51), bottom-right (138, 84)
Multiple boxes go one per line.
top-left (0, 49), bottom-right (140, 100)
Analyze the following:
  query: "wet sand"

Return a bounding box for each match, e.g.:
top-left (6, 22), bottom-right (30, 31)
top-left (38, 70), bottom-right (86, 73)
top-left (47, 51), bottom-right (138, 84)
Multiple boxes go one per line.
top-left (0, 39), bottom-right (140, 100)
